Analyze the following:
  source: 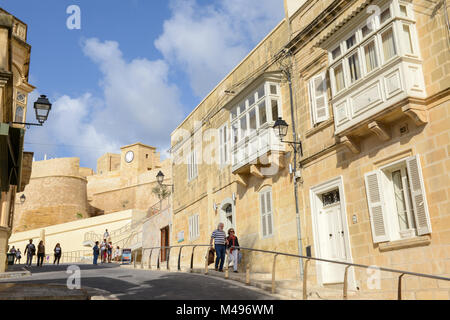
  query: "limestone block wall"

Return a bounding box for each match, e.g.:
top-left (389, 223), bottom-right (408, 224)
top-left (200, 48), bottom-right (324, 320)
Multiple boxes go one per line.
top-left (13, 158), bottom-right (89, 232)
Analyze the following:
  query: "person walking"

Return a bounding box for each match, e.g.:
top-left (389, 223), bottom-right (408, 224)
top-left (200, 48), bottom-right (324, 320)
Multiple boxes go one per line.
top-left (104, 229), bottom-right (110, 241)
top-left (54, 243), bottom-right (62, 265)
top-left (100, 239), bottom-right (107, 263)
top-left (9, 246), bottom-right (16, 255)
top-left (37, 240), bottom-right (45, 267)
top-left (210, 223), bottom-right (228, 272)
top-left (226, 228), bottom-right (240, 273)
top-left (114, 246), bottom-right (121, 262)
top-left (24, 239), bottom-right (36, 267)
top-left (107, 241), bottom-right (113, 263)
top-left (15, 249), bottom-right (22, 264)
top-left (93, 241), bottom-right (100, 265)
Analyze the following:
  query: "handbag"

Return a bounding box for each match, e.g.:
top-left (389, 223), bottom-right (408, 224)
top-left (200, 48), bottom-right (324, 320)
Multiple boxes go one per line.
top-left (208, 248), bottom-right (216, 265)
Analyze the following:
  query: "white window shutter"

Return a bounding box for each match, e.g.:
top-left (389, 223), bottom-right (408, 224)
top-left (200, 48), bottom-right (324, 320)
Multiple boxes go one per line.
top-left (260, 192), bottom-right (267, 237)
top-left (266, 191), bottom-right (273, 236)
top-left (188, 216), bottom-right (192, 240)
top-left (406, 155), bottom-right (432, 235)
top-left (364, 170), bottom-right (389, 243)
top-left (309, 73), bottom-right (329, 125)
top-left (195, 215), bottom-right (199, 238)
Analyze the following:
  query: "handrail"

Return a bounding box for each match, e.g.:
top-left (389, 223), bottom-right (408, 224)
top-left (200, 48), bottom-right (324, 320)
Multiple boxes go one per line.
top-left (140, 244), bottom-right (450, 300)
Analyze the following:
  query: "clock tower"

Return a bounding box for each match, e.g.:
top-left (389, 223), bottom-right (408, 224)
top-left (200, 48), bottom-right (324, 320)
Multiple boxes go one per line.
top-left (120, 142), bottom-right (160, 177)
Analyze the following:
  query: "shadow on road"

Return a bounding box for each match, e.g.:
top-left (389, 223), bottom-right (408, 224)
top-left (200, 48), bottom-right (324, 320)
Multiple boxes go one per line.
top-left (14, 263), bottom-right (121, 274)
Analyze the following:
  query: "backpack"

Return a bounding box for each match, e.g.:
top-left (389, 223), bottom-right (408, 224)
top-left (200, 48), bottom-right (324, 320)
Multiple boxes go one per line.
top-left (28, 244), bottom-right (36, 255)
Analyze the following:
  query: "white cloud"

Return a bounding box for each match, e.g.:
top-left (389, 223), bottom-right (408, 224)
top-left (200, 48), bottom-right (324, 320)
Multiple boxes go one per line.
top-left (155, 0), bottom-right (285, 97)
top-left (25, 39), bottom-right (184, 169)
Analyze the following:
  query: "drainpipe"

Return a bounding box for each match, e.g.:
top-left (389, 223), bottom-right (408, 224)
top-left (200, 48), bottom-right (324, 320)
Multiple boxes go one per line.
top-left (287, 68), bottom-right (304, 278)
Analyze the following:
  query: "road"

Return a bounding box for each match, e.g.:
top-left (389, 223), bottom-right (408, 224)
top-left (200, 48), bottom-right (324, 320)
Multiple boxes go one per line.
top-left (0, 263), bottom-right (277, 300)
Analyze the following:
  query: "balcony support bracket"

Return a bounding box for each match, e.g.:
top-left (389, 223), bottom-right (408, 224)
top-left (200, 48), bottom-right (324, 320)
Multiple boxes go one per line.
top-left (235, 173), bottom-right (248, 187)
top-left (402, 104), bottom-right (428, 126)
top-left (250, 165), bottom-right (264, 179)
top-left (368, 121), bottom-right (390, 141)
top-left (341, 135), bottom-right (360, 154)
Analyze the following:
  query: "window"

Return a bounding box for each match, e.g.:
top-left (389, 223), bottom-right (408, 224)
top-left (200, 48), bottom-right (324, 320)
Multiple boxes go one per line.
top-left (380, 8), bottom-right (391, 24)
top-left (189, 214), bottom-right (199, 241)
top-left (399, 5), bottom-right (408, 17)
top-left (346, 34), bottom-right (357, 50)
top-left (381, 28), bottom-right (397, 62)
top-left (187, 150), bottom-right (198, 181)
top-left (258, 101), bottom-right (267, 126)
top-left (402, 24), bottom-right (414, 54)
top-left (333, 63), bottom-right (345, 93)
top-left (259, 187), bottom-right (274, 238)
top-left (364, 155), bottom-right (432, 243)
top-left (16, 92), bottom-right (26, 103)
top-left (364, 41), bottom-right (378, 73)
top-left (230, 82), bottom-right (281, 146)
top-left (362, 24), bottom-right (371, 38)
top-left (271, 100), bottom-right (279, 122)
top-left (15, 106), bottom-right (24, 123)
top-left (332, 46), bottom-right (342, 60)
top-left (219, 124), bottom-right (229, 167)
top-left (348, 52), bottom-right (361, 83)
top-left (308, 72), bottom-right (329, 125)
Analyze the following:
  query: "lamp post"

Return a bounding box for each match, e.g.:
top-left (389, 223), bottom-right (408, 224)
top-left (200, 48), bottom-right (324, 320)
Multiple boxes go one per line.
top-left (156, 170), bottom-right (174, 193)
top-left (11, 95), bottom-right (52, 127)
top-left (19, 194), bottom-right (26, 204)
top-left (273, 116), bottom-right (304, 277)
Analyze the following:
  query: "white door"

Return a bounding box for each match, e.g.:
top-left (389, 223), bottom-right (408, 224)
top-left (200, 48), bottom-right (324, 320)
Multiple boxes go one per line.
top-left (318, 203), bottom-right (347, 284)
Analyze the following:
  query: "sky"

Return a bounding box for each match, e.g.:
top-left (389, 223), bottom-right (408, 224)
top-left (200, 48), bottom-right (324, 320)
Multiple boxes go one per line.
top-left (1, 0), bottom-right (285, 169)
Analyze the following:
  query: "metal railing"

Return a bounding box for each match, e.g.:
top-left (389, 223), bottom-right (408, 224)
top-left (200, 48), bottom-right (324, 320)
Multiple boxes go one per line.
top-left (137, 244), bottom-right (450, 300)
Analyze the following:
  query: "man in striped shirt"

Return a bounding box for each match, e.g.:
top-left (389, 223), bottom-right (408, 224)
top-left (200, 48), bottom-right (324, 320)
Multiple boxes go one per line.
top-left (210, 223), bottom-right (228, 272)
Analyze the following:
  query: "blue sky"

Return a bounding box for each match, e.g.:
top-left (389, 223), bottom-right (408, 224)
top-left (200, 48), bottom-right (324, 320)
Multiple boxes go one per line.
top-left (2, 0), bottom-right (285, 169)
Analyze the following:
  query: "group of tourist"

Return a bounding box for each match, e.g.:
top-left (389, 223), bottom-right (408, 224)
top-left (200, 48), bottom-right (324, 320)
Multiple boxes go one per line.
top-left (9, 240), bottom-right (63, 267)
top-left (210, 222), bottom-right (241, 273)
top-left (92, 229), bottom-right (121, 265)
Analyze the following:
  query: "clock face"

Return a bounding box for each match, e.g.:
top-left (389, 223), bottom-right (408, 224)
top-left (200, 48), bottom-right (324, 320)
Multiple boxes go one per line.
top-left (125, 151), bottom-right (134, 163)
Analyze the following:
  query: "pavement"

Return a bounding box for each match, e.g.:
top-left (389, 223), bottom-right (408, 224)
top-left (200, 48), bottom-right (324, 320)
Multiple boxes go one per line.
top-left (0, 263), bottom-right (278, 300)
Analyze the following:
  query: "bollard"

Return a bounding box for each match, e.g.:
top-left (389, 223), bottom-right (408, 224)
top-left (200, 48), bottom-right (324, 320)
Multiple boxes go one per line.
top-left (190, 246), bottom-right (196, 273)
top-left (272, 254), bottom-right (278, 294)
top-left (398, 274), bottom-right (405, 300)
top-left (204, 247), bottom-right (209, 275)
top-left (148, 249), bottom-right (152, 269)
top-left (303, 259), bottom-right (310, 300)
top-left (157, 249), bottom-right (161, 270)
top-left (343, 265), bottom-right (351, 300)
top-left (133, 251), bottom-right (137, 268)
top-left (225, 254), bottom-right (229, 279)
top-left (178, 246), bottom-right (183, 271)
top-left (167, 247), bottom-right (171, 270)
top-left (245, 264), bottom-right (250, 285)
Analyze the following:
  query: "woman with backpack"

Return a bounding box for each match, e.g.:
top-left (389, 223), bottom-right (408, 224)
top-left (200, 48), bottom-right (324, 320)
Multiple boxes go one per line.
top-left (54, 243), bottom-right (62, 265)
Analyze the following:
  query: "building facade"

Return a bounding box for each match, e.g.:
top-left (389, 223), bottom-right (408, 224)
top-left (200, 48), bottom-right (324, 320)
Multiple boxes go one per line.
top-left (170, 0), bottom-right (449, 299)
top-left (285, 0), bottom-right (449, 299)
top-left (0, 9), bottom-right (34, 272)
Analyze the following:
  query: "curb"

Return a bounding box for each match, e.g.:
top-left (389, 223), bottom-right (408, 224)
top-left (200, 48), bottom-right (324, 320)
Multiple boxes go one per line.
top-left (0, 267), bottom-right (31, 280)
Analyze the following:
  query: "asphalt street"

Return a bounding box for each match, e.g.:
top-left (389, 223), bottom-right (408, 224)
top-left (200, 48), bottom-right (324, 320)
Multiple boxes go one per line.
top-left (0, 263), bottom-right (277, 300)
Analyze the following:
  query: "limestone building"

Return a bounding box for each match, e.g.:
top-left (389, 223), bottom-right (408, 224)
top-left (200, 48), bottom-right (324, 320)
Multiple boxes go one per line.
top-left (169, 0), bottom-right (449, 299)
top-left (0, 9), bottom-right (35, 272)
top-left (13, 143), bottom-right (171, 232)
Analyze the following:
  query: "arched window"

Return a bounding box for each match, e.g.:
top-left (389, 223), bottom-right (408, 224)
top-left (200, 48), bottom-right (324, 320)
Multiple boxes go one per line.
top-left (259, 186), bottom-right (274, 238)
top-left (15, 106), bottom-right (24, 123)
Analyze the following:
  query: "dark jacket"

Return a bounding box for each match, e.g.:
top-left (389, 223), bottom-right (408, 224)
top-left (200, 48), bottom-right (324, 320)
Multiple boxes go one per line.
top-left (54, 247), bottom-right (62, 256)
top-left (37, 244), bottom-right (45, 255)
top-left (226, 236), bottom-right (240, 251)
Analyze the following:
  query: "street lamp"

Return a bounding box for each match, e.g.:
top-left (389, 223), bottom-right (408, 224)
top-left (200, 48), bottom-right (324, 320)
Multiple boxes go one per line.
top-left (273, 117), bottom-right (303, 156)
top-left (20, 194), bottom-right (26, 204)
top-left (11, 95), bottom-right (52, 127)
top-left (156, 170), bottom-right (174, 192)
